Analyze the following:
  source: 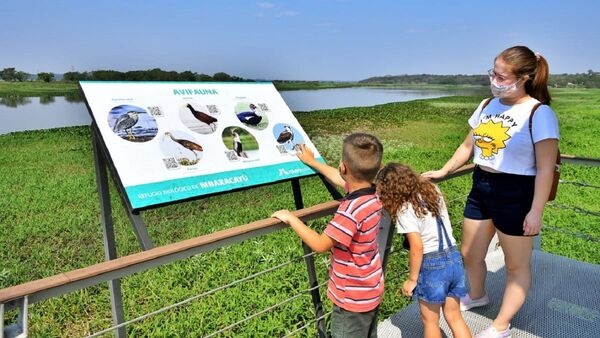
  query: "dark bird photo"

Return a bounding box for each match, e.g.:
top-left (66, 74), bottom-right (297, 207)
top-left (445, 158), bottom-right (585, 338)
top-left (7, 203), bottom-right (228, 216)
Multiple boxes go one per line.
top-left (236, 103), bottom-right (263, 126)
top-left (108, 104), bottom-right (158, 142)
top-left (113, 111), bottom-right (142, 140)
top-left (276, 125), bottom-right (294, 145)
top-left (164, 132), bottom-right (203, 164)
top-left (186, 103), bottom-right (218, 132)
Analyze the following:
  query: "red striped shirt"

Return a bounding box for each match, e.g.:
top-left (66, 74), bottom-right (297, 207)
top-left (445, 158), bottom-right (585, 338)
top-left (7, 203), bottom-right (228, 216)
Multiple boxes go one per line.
top-left (324, 186), bottom-right (384, 312)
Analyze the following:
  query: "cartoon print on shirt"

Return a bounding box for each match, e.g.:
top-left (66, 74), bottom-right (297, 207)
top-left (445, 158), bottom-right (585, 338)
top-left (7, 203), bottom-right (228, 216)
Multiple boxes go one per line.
top-left (473, 120), bottom-right (511, 160)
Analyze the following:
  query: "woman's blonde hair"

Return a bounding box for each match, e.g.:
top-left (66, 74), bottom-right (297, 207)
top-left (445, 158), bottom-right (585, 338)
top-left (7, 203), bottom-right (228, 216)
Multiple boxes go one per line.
top-left (497, 45), bottom-right (551, 105)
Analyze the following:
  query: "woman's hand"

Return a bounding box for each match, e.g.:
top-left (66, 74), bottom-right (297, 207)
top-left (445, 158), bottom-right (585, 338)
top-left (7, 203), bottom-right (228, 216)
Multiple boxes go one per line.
top-left (422, 169), bottom-right (448, 180)
top-left (523, 209), bottom-right (543, 235)
top-left (402, 279), bottom-right (417, 297)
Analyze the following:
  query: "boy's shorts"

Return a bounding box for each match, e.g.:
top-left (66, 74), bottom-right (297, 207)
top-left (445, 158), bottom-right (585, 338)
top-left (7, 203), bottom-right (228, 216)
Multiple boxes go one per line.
top-left (331, 304), bottom-right (378, 338)
top-left (414, 246), bottom-right (467, 304)
top-left (463, 166), bottom-right (536, 236)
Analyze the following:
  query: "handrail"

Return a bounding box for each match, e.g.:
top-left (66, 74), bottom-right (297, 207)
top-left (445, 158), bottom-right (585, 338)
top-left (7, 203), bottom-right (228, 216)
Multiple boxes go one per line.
top-left (0, 162), bottom-right (480, 307)
top-left (0, 200), bottom-right (340, 306)
top-left (560, 154), bottom-right (600, 167)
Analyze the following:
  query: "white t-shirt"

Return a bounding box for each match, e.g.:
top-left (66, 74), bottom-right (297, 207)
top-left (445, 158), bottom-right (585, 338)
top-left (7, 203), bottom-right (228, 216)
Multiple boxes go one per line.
top-left (396, 195), bottom-right (456, 254)
top-left (468, 97), bottom-right (560, 176)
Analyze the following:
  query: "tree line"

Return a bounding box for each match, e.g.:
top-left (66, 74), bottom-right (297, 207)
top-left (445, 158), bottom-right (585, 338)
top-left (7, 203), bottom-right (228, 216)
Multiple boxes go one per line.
top-left (0, 67), bottom-right (249, 83)
top-left (359, 70), bottom-right (600, 88)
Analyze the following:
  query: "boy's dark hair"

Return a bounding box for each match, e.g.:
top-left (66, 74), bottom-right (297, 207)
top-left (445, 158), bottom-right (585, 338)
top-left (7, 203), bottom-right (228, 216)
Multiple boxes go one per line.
top-left (342, 133), bottom-right (383, 182)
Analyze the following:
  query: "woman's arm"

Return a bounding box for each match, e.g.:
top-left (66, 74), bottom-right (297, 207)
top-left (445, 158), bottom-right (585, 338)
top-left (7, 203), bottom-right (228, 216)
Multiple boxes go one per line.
top-left (403, 232), bottom-right (424, 296)
top-left (422, 130), bottom-right (474, 179)
top-left (523, 138), bottom-right (559, 235)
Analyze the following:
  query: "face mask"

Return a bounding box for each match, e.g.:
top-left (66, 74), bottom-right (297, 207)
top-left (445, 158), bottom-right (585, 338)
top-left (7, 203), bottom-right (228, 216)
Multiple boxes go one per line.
top-left (490, 77), bottom-right (521, 98)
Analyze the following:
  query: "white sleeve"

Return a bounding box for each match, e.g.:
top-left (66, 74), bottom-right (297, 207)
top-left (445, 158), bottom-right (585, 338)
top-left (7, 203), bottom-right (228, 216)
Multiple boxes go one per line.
top-left (396, 205), bottom-right (421, 234)
top-left (468, 98), bottom-right (491, 129)
top-left (532, 105), bottom-right (560, 143)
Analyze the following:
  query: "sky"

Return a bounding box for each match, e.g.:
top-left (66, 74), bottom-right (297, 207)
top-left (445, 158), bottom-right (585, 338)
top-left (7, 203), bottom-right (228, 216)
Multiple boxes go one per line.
top-left (2, 0), bottom-right (599, 81)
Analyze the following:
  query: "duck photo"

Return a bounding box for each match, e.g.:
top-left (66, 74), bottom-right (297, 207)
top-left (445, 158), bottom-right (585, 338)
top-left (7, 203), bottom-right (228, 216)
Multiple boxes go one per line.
top-left (234, 102), bottom-right (269, 130)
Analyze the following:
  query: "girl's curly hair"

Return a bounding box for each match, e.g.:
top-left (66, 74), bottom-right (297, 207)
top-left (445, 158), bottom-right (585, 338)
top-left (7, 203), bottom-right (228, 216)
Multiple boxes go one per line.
top-left (375, 163), bottom-right (442, 218)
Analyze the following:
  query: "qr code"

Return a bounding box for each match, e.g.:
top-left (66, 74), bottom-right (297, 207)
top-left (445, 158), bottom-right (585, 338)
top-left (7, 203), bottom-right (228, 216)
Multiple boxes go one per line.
top-left (163, 157), bottom-right (180, 170)
top-left (257, 103), bottom-right (269, 112)
top-left (147, 106), bottom-right (163, 117)
top-left (276, 144), bottom-right (288, 154)
top-left (206, 105), bottom-right (220, 115)
top-left (225, 150), bottom-right (239, 161)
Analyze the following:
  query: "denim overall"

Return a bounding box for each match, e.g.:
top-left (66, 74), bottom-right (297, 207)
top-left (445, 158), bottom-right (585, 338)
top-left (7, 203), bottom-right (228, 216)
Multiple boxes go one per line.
top-left (414, 216), bottom-right (467, 303)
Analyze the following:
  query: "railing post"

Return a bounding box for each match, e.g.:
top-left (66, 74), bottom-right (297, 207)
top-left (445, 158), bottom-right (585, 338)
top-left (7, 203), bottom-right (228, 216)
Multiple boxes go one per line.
top-left (291, 179), bottom-right (327, 338)
top-left (1, 302), bottom-right (4, 338)
top-left (378, 209), bottom-right (395, 274)
top-left (2, 296), bottom-right (28, 338)
top-left (92, 126), bottom-right (127, 338)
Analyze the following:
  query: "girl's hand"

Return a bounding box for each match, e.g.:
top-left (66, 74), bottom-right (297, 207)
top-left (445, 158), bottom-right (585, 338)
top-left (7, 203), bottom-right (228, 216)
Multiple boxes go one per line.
top-left (523, 209), bottom-right (543, 236)
top-left (421, 169), bottom-right (448, 180)
top-left (402, 279), bottom-right (417, 297)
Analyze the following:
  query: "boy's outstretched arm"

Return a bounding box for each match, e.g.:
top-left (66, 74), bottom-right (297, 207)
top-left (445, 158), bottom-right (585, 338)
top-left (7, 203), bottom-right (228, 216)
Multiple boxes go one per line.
top-left (272, 210), bottom-right (335, 253)
top-left (296, 144), bottom-right (346, 188)
top-left (403, 232), bottom-right (423, 297)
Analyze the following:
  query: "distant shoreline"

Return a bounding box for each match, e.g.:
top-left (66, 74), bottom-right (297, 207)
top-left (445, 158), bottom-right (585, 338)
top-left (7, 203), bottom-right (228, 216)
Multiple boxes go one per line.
top-left (0, 81), bottom-right (488, 96)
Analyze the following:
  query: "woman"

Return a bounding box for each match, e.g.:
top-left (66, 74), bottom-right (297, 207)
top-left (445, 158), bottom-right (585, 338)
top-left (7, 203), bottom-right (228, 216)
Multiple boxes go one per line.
top-left (423, 46), bottom-right (560, 338)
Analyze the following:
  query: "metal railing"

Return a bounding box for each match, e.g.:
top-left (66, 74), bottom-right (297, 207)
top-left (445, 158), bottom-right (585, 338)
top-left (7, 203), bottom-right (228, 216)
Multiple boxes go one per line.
top-left (1, 155), bottom-right (598, 337)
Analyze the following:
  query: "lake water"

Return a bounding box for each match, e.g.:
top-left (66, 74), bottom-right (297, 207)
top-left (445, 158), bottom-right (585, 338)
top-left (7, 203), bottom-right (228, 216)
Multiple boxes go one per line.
top-left (0, 87), bottom-right (483, 135)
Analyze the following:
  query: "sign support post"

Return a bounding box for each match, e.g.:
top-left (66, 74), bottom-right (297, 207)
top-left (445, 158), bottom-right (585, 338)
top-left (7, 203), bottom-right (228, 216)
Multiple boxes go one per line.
top-left (92, 125), bottom-right (127, 338)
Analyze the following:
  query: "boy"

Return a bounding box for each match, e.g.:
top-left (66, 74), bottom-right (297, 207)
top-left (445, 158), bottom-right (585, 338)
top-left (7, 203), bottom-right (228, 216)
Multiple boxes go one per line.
top-left (272, 133), bottom-right (384, 338)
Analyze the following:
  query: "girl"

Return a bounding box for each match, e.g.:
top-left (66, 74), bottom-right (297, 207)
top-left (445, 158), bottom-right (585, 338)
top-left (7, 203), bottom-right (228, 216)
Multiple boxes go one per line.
top-left (376, 163), bottom-right (471, 338)
top-left (423, 46), bottom-right (560, 338)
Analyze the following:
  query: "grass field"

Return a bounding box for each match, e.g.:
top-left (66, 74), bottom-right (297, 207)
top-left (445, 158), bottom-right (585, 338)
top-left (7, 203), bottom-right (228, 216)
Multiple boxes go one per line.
top-left (0, 88), bottom-right (598, 336)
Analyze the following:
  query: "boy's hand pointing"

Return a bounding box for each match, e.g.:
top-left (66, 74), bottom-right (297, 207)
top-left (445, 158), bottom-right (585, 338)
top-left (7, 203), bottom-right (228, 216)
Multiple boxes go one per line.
top-left (296, 144), bottom-right (316, 164)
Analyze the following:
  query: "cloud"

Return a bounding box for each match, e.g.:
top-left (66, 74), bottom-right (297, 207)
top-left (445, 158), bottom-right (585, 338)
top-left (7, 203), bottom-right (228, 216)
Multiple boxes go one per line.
top-left (276, 10), bottom-right (299, 17)
top-left (257, 2), bottom-right (275, 8)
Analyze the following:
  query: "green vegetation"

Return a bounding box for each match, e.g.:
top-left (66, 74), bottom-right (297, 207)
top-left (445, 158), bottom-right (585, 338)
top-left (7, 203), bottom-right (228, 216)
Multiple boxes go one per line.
top-left (0, 80), bottom-right (486, 98)
top-left (0, 89), bottom-right (598, 336)
top-left (0, 81), bottom-right (79, 96)
top-left (361, 71), bottom-right (600, 88)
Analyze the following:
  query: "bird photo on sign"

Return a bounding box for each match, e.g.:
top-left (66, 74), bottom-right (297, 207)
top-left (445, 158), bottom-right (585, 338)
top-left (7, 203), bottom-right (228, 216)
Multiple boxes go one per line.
top-left (234, 101), bottom-right (269, 130)
top-left (160, 130), bottom-right (204, 167)
top-left (221, 126), bottom-right (260, 161)
top-left (179, 102), bottom-right (219, 134)
top-left (107, 104), bottom-right (158, 142)
top-left (272, 123), bottom-right (304, 155)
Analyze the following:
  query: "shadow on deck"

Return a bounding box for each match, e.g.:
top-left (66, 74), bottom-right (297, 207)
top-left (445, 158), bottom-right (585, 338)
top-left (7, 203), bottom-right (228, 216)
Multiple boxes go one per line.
top-left (378, 244), bottom-right (600, 337)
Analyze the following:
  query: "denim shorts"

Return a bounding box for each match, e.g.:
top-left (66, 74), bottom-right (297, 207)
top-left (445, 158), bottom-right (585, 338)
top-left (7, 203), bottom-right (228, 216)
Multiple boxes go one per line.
top-left (463, 166), bottom-right (536, 236)
top-left (414, 246), bottom-right (467, 304)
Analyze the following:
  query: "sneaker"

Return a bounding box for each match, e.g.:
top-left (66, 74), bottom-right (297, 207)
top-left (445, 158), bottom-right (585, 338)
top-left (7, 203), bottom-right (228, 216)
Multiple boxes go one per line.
top-left (460, 293), bottom-right (490, 311)
top-left (475, 324), bottom-right (511, 338)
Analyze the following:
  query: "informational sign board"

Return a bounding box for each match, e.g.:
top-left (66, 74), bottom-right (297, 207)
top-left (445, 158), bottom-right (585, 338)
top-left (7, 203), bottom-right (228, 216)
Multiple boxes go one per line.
top-left (80, 81), bottom-right (325, 210)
